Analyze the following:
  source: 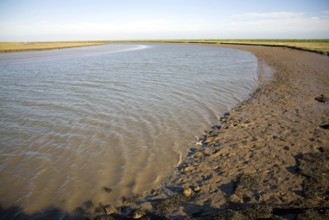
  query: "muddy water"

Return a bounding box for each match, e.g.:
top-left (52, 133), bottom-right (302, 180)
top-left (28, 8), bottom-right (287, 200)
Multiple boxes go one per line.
top-left (0, 43), bottom-right (258, 213)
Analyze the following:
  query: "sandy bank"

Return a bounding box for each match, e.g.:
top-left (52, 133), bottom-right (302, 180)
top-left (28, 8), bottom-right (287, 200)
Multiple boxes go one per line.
top-left (152, 45), bottom-right (329, 219)
top-left (146, 45), bottom-right (329, 219)
top-left (118, 45), bottom-right (329, 219)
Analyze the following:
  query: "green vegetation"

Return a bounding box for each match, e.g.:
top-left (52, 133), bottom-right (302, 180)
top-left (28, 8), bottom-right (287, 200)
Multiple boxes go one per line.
top-left (0, 41), bottom-right (104, 52)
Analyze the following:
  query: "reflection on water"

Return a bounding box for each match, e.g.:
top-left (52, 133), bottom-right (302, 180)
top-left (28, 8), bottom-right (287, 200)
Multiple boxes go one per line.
top-left (0, 43), bottom-right (258, 212)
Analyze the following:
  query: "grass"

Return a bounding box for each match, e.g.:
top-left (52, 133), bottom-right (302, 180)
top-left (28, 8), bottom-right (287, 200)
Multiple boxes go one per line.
top-left (0, 41), bottom-right (104, 52)
top-left (1, 39), bottom-right (329, 55)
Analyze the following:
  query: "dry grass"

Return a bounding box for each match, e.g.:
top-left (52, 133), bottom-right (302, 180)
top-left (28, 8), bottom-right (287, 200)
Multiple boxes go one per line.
top-left (1, 40), bottom-right (328, 55)
top-left (0, 42), bottom-right (104, 52)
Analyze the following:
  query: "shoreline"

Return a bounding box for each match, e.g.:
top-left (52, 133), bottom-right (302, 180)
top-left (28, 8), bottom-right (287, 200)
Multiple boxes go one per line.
top-left (1, 44), bottom-right (328, 219)
top-left (92, 44), bottom-right (329, 219)
top-left (219, 42), bottom-right (329, 56)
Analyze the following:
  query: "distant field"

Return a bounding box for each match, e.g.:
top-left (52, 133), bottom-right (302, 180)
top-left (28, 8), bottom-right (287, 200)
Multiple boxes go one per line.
top-left (144, 39), bottom-right (329, 55)
top-left (0, 42), bottom-right (104, 52)
top-left (1, 40), bottom-right (329, 55)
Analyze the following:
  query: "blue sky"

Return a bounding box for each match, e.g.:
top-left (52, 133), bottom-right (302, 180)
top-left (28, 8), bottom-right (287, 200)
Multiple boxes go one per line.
top-left (0, 0), bottom-right (329, 41)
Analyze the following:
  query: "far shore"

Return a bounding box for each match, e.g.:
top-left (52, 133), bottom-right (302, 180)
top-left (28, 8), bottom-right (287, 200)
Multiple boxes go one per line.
top-left (0, 41), bottom-right (105, 52)
top-left (1, 39), bottom-right (329, 55)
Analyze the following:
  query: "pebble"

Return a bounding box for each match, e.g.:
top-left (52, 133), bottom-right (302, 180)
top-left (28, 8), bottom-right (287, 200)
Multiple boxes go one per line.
top-left (211, 125), bottom-right (222, 130)
top-left (183, 187), bottom-right (194, 197)
top-left (103, 187), bottom-right (112, 193)
top-left (132, 209), bottom-right (146, 219)
top-left (183, 165), bottom-right (193, 172)
top-left (204, 136), bottom-right (215, 144)
top-left (104, 205), bottom-right (119, 215)
top-left (224, 112), bottom-right (230, 117)
top-left (315, 94), bottom-right (329, 103)
top-left (193, 185), bottom-right (201, 192)
top-left (194, 151), bottom-right (204, 158)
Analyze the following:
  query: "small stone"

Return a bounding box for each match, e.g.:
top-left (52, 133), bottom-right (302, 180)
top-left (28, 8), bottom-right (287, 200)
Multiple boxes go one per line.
top-left (204, 136), bottom-right (215, 144)
top-left (202, 174), bottom-right (212, 181)
top-left (193, 185), bottom-right (201, 192)
top-left (183, 187), bottom-right (194, 197)
top-left (183, 165), bottom-right (193, 172)
top-left (150, 189), bottom-right (159, 196)
top-left (103, 187), bottom-right (112, 193)
top-left (315, 94), bottom-right (329, 103)
top-left (224, 112), bottom-right (230, 117)
top-left (188, 147), bottom-right (197, 153)
top-left (104, 205), bottom-right (119, 215)
top-left (132, 209), bottom-right (145, 219)
top-left (211, 125), bottom-right (222, 130)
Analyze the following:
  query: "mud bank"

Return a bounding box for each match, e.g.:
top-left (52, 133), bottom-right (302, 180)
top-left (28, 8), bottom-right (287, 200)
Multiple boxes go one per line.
top-left (85, 45), bottom-right (329, 219)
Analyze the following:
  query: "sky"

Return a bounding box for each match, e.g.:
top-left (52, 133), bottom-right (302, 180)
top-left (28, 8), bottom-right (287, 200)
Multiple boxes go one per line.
top-left (0, 0), bottom-right (329, 41)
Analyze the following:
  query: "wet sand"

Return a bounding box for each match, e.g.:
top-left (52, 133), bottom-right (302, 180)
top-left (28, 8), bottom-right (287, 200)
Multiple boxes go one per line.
top-left (111, 45), bottom-right (329, 219)
top-left (2, 45), bottom-right (329, 219)
top-left (150, 44), bottom-right (329, 219)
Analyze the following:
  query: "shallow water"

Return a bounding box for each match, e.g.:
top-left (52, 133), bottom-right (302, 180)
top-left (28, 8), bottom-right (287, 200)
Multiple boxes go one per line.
top-left (0, 43), bottom-right (258, 213)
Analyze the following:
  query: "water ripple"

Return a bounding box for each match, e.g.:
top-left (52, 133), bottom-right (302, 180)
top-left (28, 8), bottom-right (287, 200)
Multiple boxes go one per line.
top-left (0, 43), bottom-right (258, 212)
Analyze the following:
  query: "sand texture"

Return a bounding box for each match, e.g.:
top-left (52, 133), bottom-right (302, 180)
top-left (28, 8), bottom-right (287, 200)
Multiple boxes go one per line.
top-left (147, 45), bottom-right (329, 219)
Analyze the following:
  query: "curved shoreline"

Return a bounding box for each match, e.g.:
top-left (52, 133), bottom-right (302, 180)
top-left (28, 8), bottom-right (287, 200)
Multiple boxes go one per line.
top-left (219, 42), bottom-right (329, 56)
top-left (1, 44), bottom-right (329, 219)
top-left (102, 44), bottom-right (329, 219)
